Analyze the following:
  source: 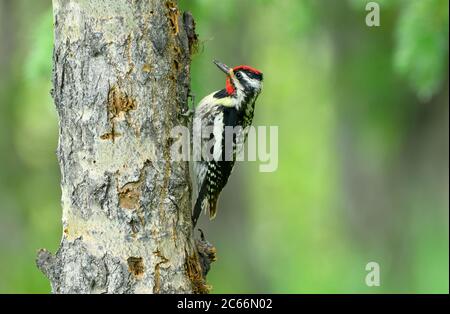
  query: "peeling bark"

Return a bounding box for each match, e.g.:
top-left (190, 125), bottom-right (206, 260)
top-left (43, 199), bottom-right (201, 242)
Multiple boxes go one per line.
top-left (37, 0), bottom-right (213, 294)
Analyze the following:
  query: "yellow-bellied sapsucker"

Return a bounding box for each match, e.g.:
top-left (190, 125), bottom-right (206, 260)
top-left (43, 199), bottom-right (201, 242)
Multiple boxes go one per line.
top-left (192, 60), bottom-right (263, 226)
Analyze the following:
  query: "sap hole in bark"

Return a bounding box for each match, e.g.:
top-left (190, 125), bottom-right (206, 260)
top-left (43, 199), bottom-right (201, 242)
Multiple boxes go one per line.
top-left (165, 1), bottom-right (179, 35)
top-left (173, 59), bottom-right (180, 71)
top-left (118, 160), bottom-right (150, 210)
top-left (103, 85), bottom-right (137, 143)
top-left (127, 257), bottom-right (144, 279)
top-left (100, 131), bottom-right (121, 141)
top-left (108, 85), bottom-right (137, 119)
top-left (172, 45), bottom-right (182, 58)
top-left (118, 164), bottom-right (149, 209)
top-left (142, 64), bottom-right (152, 73)
top-left (119, 184), bottom-right (142, 210)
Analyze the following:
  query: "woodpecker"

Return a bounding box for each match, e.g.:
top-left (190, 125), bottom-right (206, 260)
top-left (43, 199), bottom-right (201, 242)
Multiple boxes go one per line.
top-left (192, 60), bottom-right (263, 226)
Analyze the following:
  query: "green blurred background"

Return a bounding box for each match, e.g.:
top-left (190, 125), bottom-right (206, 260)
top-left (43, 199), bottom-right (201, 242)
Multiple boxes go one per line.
top-left (0, 0), bottom-right (448, 293)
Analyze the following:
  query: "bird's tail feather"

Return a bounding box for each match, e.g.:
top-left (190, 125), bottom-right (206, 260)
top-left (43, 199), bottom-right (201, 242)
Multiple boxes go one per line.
top-left (208, 197), bottom-right (218, 220)
top-left (192, 182), bottom-right (218, 227)
top-left (192, 181), bottom-right (207, 227)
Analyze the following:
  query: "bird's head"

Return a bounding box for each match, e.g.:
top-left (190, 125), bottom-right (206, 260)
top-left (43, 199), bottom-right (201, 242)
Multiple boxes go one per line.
top-left (213, 60), bottom-right (263, 96)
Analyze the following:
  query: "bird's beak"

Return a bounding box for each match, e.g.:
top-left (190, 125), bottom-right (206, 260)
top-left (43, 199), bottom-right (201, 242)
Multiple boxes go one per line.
top-left (213, 60), bottom-right (232, 76)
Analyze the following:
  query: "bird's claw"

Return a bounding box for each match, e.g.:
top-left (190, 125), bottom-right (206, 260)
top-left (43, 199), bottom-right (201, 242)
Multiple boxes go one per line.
top-left (181, 108), bottom-right (194, 118)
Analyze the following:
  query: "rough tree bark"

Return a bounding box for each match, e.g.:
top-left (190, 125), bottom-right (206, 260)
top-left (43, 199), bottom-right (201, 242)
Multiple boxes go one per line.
top-left (36, 0), bottom-right (214, 294)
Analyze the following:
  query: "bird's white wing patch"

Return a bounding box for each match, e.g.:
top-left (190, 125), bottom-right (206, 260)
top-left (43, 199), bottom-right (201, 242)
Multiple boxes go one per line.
top-left (213, 112), bottom-right (224, 161)
top-left (193, 160), bottom-right (207, 195)
top-left (193, 92), bottom-right (224, 195)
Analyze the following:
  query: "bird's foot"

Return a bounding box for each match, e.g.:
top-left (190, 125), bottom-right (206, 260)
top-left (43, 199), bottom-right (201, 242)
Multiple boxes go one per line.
top-left (181, 108), bottom-right (194, 118)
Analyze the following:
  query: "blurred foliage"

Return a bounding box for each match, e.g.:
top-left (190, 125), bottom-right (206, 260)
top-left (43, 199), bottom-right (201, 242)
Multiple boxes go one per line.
top-left (0, 0), bottom-right (448, 293)
top-left (394, 0), bottom-right (449, 100)
top-left (349, 0), bottom-right (449, 99)
top-left (24, 9), bottom-right (53, 82)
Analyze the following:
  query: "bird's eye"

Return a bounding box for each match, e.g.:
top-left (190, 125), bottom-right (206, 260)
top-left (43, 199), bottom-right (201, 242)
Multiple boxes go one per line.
top-left (236, 72), bottom-right (242, 79)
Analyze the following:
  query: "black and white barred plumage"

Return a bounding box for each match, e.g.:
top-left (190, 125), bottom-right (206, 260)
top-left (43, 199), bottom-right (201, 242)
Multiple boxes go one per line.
top-left (192, 61), bottom-right (263, 226)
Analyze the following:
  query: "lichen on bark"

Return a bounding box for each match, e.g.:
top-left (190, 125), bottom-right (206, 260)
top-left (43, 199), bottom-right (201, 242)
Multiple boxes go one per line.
top-left (37, 0), bottom-right (213, 294)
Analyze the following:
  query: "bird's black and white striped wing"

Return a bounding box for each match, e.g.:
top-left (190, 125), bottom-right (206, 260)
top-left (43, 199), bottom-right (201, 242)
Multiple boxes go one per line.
top-left (192, 93), bottom-right (236, 224)
top-left (193, 93), bottom-right (221, 196)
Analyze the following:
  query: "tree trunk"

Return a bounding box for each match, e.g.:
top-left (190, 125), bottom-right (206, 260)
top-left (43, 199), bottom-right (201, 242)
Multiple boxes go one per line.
top-left (36, 0), bottom-right (213, 294)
